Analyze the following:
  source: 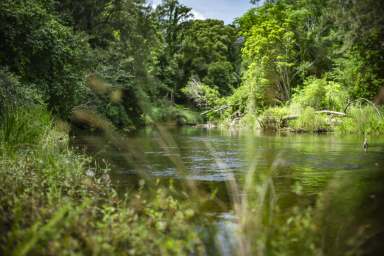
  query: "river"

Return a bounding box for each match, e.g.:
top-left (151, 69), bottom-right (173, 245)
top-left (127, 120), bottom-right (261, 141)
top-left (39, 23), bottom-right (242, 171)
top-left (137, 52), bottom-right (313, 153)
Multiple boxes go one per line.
top-left (73, 126), bottom-right (384, 255)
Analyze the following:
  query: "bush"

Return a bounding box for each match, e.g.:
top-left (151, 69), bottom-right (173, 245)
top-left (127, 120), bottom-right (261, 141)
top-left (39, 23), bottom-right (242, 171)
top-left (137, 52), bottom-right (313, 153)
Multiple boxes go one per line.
top-left (0, 0), bottom-right (89, 117)
top-left (203, 61), bottom-right (238, 95)
top-left (258, 107), bottom-right (290, 131)
top-left (181, 78), bottom-right (222, 109)
top-left (337, 105), bottom-right (384, 134)
top-left (145, 102), bottom-right (201, 125)
top-left (221, 84), bottom-right (251, 120)
top-left (292, 77), bottom-right (348, 111)
top-left (0, 69), bottom-right (43, 112)
top-left (0, 108), bottom-right (205, 255)
top-left (289, 107), bottom-right (329, 132)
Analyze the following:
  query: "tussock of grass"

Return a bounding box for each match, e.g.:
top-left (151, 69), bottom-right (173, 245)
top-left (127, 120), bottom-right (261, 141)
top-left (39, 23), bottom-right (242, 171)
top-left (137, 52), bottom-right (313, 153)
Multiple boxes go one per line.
top-left (258, 107), bottom-right (290, 131)
top-left (289, 107), bottom-right (329, 133)
top-left (337, 106), bottom-right (384, 134)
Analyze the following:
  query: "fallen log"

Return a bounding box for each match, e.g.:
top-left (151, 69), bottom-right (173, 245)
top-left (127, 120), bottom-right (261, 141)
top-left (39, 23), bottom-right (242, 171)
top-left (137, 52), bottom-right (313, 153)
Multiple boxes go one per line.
top-left (315, 110), bottom-right (346, 116)
top-left (201, 105), bottom-right (230, 116)
top-left (282, 110), bottom-right (346, 121)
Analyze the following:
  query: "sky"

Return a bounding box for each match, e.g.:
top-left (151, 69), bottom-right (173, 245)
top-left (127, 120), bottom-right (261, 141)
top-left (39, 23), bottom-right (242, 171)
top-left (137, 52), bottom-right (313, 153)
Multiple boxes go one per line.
top-left (150, 0), bottom-right (258, 24)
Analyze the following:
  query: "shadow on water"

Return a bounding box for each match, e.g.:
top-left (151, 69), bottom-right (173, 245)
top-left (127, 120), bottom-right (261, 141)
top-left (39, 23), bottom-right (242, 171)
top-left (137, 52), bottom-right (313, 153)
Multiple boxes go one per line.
top-left (71, 126), bottom-right (384, 256)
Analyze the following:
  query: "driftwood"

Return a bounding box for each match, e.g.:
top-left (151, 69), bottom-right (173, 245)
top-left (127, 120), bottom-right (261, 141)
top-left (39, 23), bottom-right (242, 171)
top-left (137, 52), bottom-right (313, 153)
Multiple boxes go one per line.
top-left (201, 105), bottom-right (230, 116)
top-left (282, 110), bottom-right (346, 121)
top-left (344, 98), bottom-right (382, 118)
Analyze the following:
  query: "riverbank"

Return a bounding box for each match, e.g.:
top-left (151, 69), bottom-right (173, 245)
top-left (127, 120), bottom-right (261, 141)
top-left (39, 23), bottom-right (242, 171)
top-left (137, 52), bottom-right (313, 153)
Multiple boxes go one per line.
top-left (2, 106), bottom-right (384, 255)
top-left (0, 107), bottom-right (204, 255)
top-left (212, 104), bottom-right (384, 135)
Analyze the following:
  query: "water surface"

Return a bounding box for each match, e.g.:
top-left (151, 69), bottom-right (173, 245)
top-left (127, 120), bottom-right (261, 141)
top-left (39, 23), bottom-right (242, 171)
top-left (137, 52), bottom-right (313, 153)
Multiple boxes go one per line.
top-left (73, 127), bottom-right (384, 255)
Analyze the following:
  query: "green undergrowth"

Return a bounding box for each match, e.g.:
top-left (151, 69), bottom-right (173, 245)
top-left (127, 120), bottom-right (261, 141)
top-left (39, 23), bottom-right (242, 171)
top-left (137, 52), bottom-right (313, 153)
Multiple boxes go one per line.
top-left (227, 103), bottom-right (384, 134)
top-left (337, 105), bottom-right (384, 134)
top-left (0, 107), bottom-right (204, 255)
top-left (145, 102), bottom-right (202, 126)
top-left (289, 107), bottom-right (329, 133)
top-left (253, 104), bottom-right (384, 134)
top-left (222, 77), bottom-right (384, 134)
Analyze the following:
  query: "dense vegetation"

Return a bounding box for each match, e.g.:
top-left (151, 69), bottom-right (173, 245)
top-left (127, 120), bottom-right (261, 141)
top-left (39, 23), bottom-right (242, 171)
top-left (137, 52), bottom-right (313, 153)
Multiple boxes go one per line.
top-left (0, 112), bottom-right (205, 255)
top-left (1, 0), bottom-right (384, 255)
top-left (1, 0), bottom-right (383, 132)
top-left (220, 0), bottom-right (384, 133)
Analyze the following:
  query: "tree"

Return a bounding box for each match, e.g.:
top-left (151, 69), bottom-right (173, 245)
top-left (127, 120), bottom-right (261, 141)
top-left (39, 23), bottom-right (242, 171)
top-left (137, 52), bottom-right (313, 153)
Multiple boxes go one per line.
top-left (236, 0), bottom-right (333, 111)
top-left (241, 2), bottom-right (298, 104)
top-left (0, 0), bottom-right (89, 116)
top-left (155, 0), bottom-right (192, 55)
top-left (178, 19), bottom-right (240, 96)
top-left (326, 0), bottom-right (384, 99)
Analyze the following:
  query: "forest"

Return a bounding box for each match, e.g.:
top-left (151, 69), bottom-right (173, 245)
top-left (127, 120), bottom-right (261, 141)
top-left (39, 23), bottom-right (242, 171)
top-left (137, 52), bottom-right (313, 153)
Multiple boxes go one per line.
top-left (1, 0), bottom-right (384, 255)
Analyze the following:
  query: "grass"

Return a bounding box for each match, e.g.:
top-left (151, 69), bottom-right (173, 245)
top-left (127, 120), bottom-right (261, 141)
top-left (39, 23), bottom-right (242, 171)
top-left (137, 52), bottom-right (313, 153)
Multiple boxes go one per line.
top-left (337, 105), bottom-right (384, 134)
top-left (144, 101), bottom-right (202, 126)
top-left (1, 104), bottom-right (381, 255)
top-left (258, 107), bottom-right (290, 131)
top-left (289, 107), bottom-right (329, 133)
top-left (0, 106), bottom-right (51, 148)
top-left (0, 107), bottom-right (205, 255)
top-left (233, 103), bottom-right (384, 134)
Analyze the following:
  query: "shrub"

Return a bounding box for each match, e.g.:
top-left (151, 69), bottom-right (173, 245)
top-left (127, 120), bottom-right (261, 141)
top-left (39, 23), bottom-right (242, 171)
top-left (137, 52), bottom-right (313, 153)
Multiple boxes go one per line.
top-left (258, 107), bottom-right (290, 131)
top-left (0, 69), bottom-right (43, 112)
top-left (203, 61), bottom-right (238, 95)
top-left (0, 0), bottom-right (89, 117)
top-left (0, 108), bottom-right (205, 255)
top-left (181, 78), bottom-right (222, 109)
top-left (292, 77), bottom-right (348, 111)
top-left (324, 81), bottom-right (349, 111)
top-left (337, 105), bottom-right (384, 134)
top-left (289, 107), bottom-right (329, 132)
top-left (144, 102), bottom-right (201, 125)
top-left (221, 83), bottom-right (252, 120)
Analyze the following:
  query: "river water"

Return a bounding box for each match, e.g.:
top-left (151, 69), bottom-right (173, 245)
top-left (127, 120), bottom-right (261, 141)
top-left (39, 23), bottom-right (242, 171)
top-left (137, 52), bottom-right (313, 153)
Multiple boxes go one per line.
top-left (73, 127), bottom-right (384, 255)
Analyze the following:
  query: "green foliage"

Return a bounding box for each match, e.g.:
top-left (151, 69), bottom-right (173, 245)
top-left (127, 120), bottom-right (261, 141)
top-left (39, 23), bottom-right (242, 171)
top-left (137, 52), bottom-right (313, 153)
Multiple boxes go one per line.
top-left (155, 0), bottom-right (192, 55)
top-left (179, 19), bottom-right (239, 92)
top-left (292, 78), bottom-right (326, 110)
top-left (289, 107), bottom-right (329, 132)
top-left (0, 69), bottom-right (21, 110)
top-left (155, 10), bottom-right (240, 100)
top-left (0, 0), bottom-right (89, 117)
top-left (258, 106), bottom-right (290, 131)
top-left (327, 0), bottom-right (384, 100)
top-left (181, 79), bottom-right (222, 109)
top-left (145, 102), bottom-right (201, 125)
top-left (224, 84), bottom-right (252, 117)
top-left (82, 1), bottom-right (161, 128)
top-left (0, 0), bottom-right (165, 128)
top-left (240, 2), bottom-right (300, 103)
top-left (333, 52), bottom-right (384, 100)
top-left (203, 61), bottom-right (238, 95)
top-left (337, 106), bottom-right (384, 134)
top-left (0, 107), bottom-right (51, 148)
top-left (0, 108), bottom-right (204, 255)
top-left (292, 77), bottom-right (348, 111)
top-left (268, 207), bottom-right (319, 256)
top-left (229, 0), bottom-right (383, 129)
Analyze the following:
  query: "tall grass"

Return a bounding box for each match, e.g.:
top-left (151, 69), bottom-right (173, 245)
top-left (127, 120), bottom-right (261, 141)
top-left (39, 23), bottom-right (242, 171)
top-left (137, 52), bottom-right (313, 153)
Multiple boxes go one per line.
top-left (337, 105), bottom-right (384, 134)
top-left (221, 152), bottom-right (321, 256)
top-left (0, 108), bottom-right (205, 255)
top-left (289, 107), bottom-right (329, 132)
top-left (0, 107), bottom-right (51, 148)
